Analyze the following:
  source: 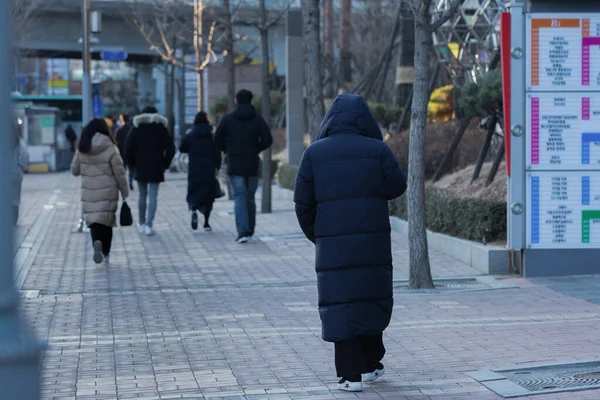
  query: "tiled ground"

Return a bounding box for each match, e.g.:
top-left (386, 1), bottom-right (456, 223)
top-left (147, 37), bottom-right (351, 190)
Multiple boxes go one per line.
top-left (15, 172), bottom-right (600, 400)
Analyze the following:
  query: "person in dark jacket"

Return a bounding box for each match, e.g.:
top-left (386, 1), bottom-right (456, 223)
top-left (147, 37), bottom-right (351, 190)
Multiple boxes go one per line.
top-left (115, 114), bottom-right (135, 190)
top-left (180, 111), bottom-right (222, 232)
top-left (65, 124), bottom-right (77, 152)
top-left (125, 106), bottom-right (176, 236)
top-left (214, 89), bottom-right (273, 243)
top-left (293, 94), bottom-right (407, 392)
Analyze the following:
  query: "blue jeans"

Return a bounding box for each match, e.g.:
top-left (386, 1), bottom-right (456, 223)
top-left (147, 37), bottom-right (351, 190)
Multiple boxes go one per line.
top-left (230, 175), bottom-right (258, 236)
top-left (138, 182), bottom-right (160, 227)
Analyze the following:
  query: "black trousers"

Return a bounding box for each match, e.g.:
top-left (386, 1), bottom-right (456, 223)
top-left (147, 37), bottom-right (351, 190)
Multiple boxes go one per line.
top-left (89, 223), bottom-right (113, 255)
top-left (334, 333), bottom-right (385, 378)
top-left (191, 203), bottom-right (213, 224)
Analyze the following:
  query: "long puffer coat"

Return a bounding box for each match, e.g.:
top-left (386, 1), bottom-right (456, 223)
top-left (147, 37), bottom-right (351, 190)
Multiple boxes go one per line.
top-left (71, 133), bottom-right (129, 227)
top-left (179, 123), bottom-right (222, 208)
top-left (293, 94), bottom-right (407, 343)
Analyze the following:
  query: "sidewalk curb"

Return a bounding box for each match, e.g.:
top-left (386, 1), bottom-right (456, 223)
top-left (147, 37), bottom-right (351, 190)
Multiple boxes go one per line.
top-left (389, 216), bottom-right (511, 275)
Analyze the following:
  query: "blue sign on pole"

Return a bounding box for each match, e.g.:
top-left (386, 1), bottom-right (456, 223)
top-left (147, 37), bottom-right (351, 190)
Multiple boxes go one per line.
top-left (100, 48), bottom-right (128, 62)
top-left (92, 83), bottom-right (104, 118)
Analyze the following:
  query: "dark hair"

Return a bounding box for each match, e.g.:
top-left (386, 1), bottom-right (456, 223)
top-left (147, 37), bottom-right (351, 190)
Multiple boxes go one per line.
top-left (235, 89), bottom-right (253, 104)
top-left (142, 105), bottom-right (158, 114)
top-left (193, 111), bottom-right (210, 125)
top-left (121, 114), bottom-right (130, 123)
top-left (78, 118), bottom-right (115, 153)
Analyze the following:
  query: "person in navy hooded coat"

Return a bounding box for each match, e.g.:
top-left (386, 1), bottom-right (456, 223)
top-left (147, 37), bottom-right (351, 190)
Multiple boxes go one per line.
top-left (180, 111), bottom-right (222, 231)
top-left (293, 94), bottom-right (407, 392)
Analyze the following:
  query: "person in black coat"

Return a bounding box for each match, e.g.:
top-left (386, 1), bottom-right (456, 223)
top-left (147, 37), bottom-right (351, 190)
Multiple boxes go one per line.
top-left (179, 111), bottom-right (222, 232)
top-left (293, 94), bottom-right (407, 392)
top-left (115, 114), bottom-right (134, 190)
top-left (65, 124), bottom-right (77, 152)
top-left (125, 105), bottom-right (176, 236)
top-left (214, 89), bottom-right (273, 243)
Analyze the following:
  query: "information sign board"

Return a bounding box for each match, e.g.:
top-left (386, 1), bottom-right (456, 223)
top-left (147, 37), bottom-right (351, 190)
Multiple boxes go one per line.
top-left (527, 171), bottom-right (600, 248)
top-left (526, 14), bottom-right (600, 91)
top-left (526, 13), bottom-right (600, 249)
top-left (526, 93), bottom-right (600, 169)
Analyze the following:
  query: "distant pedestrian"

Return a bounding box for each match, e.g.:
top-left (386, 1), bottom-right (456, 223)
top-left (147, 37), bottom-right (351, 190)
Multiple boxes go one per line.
top-left (13, 124), bottom-right (29, 226)
top-left (293, 94), bottom-right (407, 392)
top-left (125, 105), bottom-right (175, 236)
top-left (65, 124), bottom-right (77, 152)
top-left (214, 89), bottom-right (272, 243)
top-left (71, 118), bottom-right (129, 265)
top-left (115, 114), bottom-right (135, 190)
top-left (179, 111), bottom-right (222, 232)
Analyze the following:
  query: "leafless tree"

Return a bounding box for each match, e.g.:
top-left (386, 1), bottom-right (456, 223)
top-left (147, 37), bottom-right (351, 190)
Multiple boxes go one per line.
top-left (222, 0), bottom-right (236, 111)
top-left (126, 0), bottom-right (219, 115)
top-left (340, 0), bottom-right (352, 89)
top-left (302, 0), bottom-right (325, 142)
top-left (406, 0), bottom-right (460, 289)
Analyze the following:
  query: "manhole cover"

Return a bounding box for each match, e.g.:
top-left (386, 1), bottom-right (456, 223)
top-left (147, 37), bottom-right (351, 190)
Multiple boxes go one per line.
top-left (467, 361), bottom-right (600, 397)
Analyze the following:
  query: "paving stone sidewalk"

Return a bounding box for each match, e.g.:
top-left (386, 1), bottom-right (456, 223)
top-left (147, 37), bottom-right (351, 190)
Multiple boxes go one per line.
top-left (16, 172), bottom-right (600, 400)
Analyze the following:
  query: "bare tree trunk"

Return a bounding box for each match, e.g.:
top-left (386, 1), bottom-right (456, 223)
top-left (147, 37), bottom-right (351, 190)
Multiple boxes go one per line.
top-left (302, 0), bottom-right (325, 141)
top-left (223, 0), bottom-right (235, 111)
top-left (395, 1), bottom-right (415, 108)
top-left (258, 0), bottom-right (272, 214)
top-left (340, 0), bottom-right (352, 89)
top-left (408, 0), bottom-right (434, 289)
top-left (323, 0), bottom-right (335, 98)
top-left (194, 0), bottom-right (205, 111)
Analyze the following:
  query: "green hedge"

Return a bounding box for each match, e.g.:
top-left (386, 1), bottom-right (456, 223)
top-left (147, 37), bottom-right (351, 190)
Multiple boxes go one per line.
top-left (276, 162), bottom-right (298, 190)
top-left (391, 188), bottom-right (506, 243)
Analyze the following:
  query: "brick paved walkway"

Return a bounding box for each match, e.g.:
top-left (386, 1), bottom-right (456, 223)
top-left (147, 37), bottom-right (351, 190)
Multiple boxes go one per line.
top-left (15, 172), bottom-right (600, 400)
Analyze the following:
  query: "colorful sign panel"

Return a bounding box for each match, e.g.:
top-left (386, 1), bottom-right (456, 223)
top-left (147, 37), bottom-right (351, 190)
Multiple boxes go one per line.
top-left (526, 14), bottom-right (600, 249)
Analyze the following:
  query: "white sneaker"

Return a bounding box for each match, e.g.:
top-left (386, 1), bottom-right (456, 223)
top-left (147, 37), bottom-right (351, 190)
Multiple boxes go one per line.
top-left (362, 366), bottom-right (385, 382)
top-left (337, 380), bottom-right (363, 392)
top-left (144, 225), bottom-right (155, 236)
top-left (102, 255), bottom-right (110, 265)
top-left (235, 235), bottom-right (249, 244)
top-left (138, 224), bottom-right (147, 234)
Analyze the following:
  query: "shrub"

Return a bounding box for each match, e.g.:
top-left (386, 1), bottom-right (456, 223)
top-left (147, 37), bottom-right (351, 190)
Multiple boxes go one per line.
top-left (258, 158), bottom-right (280, 179)
top-left (392, 187), bottom-right (506, 243)
top-left (459, 69), bottom-right (503, 117)
top-left (276, 162), bottom-right (298, 190)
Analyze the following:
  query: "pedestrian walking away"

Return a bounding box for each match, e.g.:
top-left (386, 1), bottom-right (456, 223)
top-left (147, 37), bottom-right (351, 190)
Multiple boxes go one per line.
top-left (115, 113), bottom-right (135, 190)
top-left (65, 124), bottom-right (78, 153)
top-left (180, 111), bottom-right (222, 232)
top-left (13, 121), bottom-right (29, 226)
top-left (293, 94), bottom-right (407, 392)
top-left (125, 106), bottom-right (175, 236)
top-left (71, 118), bottom-right (129, 265)
top-left (214, 89), bottom-right (273, 243)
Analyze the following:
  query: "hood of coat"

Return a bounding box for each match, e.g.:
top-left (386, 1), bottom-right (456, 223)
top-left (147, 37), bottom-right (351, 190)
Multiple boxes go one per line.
top-left (191, 123), bottom-right (213, 137)
top-left (133, 113), bottom-right (168, 128)
top-left (317, 94), bottom-right (382, 141)
top-left (232, 103), bottom-right (258, 121)
top-left (88, 133), bottom-right (115, 156)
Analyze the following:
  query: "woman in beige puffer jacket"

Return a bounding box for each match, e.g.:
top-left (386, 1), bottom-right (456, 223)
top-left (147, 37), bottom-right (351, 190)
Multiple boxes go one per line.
top-left (72, 118), bottom-right (129, 264)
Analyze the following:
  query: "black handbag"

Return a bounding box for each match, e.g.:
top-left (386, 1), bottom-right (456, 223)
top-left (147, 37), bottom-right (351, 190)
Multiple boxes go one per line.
top-left (120, 201), bottom-right (133, 227)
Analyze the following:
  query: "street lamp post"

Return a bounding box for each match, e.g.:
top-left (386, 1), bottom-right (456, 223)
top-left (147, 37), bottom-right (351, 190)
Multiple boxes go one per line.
top-left (77, 0), bottom-right (93, 232)
top-left (0, 0), bottom-right (42, 398)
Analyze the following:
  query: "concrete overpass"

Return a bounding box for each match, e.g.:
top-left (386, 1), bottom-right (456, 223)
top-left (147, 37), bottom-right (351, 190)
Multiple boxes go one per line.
top-left (19, 0), bottom-right (291, 65)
